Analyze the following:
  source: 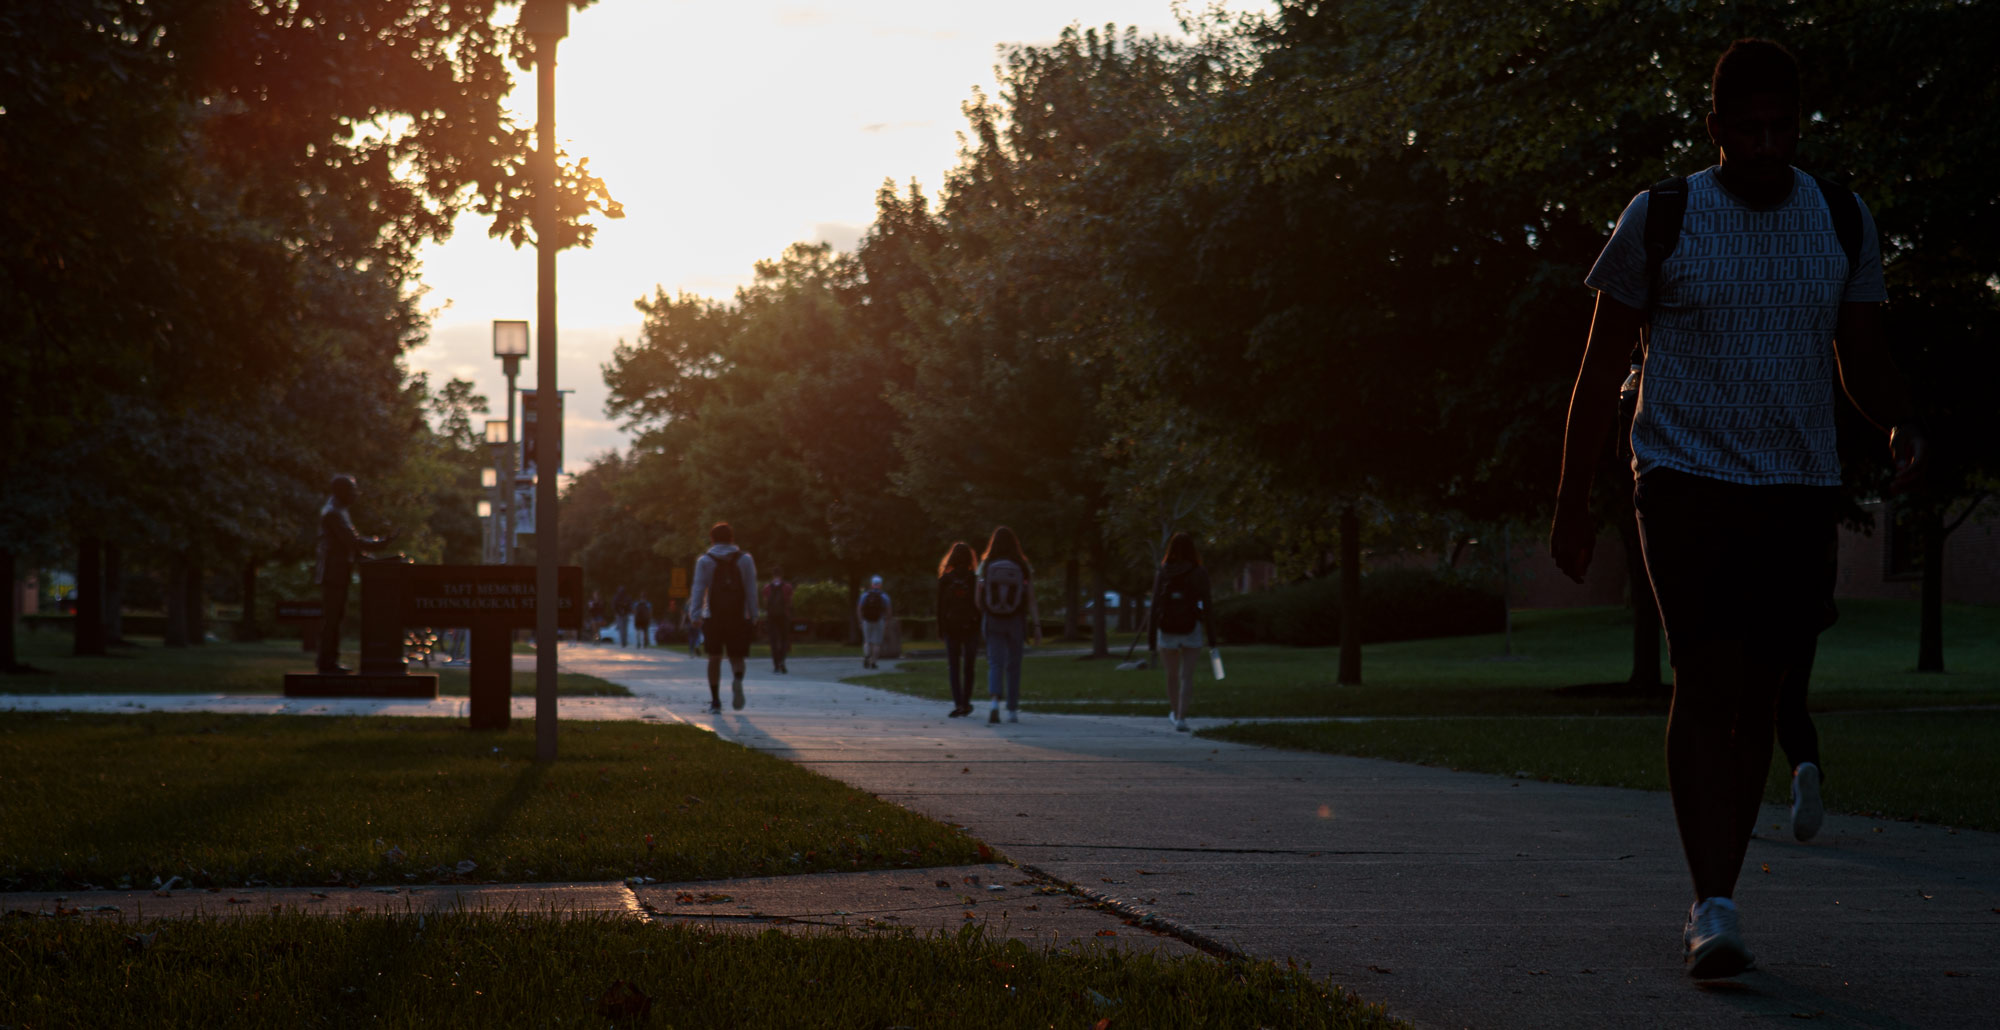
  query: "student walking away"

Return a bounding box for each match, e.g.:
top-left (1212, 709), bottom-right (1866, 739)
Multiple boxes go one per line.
top-left (313, 475), bottom-right (395, 675)
top-left (761, 566), bottom-right (794, 673)
top-left (689, 523), bottom-right (759, 712)
top-left (856, 576), bottom-right (893, 669)
top-left (1150, 532), bottom-right (1216, 733)
top-left (935, 542), bottom-right (982, 717)
top-left (977, 526), bottom-right (1042, 724)
top-left (612, 586), bottom-right (633, 647)
top-left (1551, 39), bottom-right (1924, 981)
top-left (632, 593), bottom-right (653, 650)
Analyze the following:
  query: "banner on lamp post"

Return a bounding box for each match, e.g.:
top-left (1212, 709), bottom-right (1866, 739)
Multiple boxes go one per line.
top-left (520, 389), bottom-right (564, 480)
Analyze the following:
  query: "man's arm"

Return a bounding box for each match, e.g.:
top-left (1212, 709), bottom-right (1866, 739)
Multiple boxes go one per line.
top-left (1551, 292), bottom-right (1645, 584)
top-left (1832, 301), bottom-right (1925, 493)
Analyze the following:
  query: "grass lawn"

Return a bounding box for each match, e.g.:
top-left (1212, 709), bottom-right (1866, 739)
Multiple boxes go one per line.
top-left (1202, 710), bottom-right (2000, 832)
top-left (0, 713), bottom-right (982, 891)
top-left (2, 635), bottom-right (627, 697)
top-left (854, 601), bottom-right (2000, 718)
top-left (0, 916), bottom-right (1401, 1030)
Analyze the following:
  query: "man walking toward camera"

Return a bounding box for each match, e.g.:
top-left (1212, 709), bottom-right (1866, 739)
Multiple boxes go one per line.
top-left (1551, 39), bottom-right (1923, 979)
top-left (688, 522), bottom-right (758, 713)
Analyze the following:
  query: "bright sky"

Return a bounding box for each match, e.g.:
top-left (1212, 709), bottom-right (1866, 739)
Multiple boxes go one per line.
top-left (407, 0), bottom-right (1205, 467)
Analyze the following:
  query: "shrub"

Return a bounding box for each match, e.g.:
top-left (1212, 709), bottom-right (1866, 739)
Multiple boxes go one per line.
top-left (1212, 567), bottom-right (1503, 646)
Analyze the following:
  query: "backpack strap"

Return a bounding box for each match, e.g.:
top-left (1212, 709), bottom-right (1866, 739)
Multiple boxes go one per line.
top-left (1642, 175), bottom-right (1689, 318)
top-left (1808, 173), bottom-right (1862, 280)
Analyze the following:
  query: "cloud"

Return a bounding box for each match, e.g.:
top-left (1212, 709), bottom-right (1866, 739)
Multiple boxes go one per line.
top-left (812, 221), bottom-right (866, 254)
top-left (861, 120), bottom-right (932, 134)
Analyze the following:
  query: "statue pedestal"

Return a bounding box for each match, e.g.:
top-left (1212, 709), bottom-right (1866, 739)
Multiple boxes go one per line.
top-left (283, 673), bottom-right (438, 698)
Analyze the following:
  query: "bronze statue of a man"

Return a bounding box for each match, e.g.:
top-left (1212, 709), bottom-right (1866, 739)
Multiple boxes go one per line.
top-left (315, 475), bottom-right (393, 674)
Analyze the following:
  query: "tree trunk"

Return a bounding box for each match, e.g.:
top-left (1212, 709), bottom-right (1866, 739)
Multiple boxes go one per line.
top-left (163, 557), bottom-right (189, 647)
top-left (185, 557), bottom-right (205, 646)
top-left (2, 547), bottom-right (19, 672)
top-left (1614, 507), bottom-right (1664, 691)
top-left (1089, 533), bottom-right (1109, 657)
top-left (239, 558), bottom-right (263, 642)
top-left (1338, 504), bottom-right (1361, 685)
top-left (73, 536), bottom-right (107, 656)
top-left (1063, 556), bottom-right (1081, 641)
top-left (1917, 505), bottom-right (1945, 672)
top-left (103, 543), bottom-right (126, 645)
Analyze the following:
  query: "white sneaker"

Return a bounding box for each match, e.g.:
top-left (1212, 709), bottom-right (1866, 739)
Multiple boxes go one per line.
top-left (1005, 709), bottom-right (1018, 723)
top-left (1791, 763), bottom-right (1823, 842)
top-left (1683, 897), bottom-right (1753, 978)
top-left (1167, 712), bottom-right (1180, 730)
top-left (1175, 717), bottom-right (1190, 733)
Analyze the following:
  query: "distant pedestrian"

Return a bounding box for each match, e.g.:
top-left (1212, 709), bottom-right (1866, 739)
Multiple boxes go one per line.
top-left (977, 526), bottom-right (1041, 724)
top-left (689, 523), bottom-right (759, 713)
top-left (935, 542), bottom-right (982, 718)
top-left (313, 474), bottom-right (395, 675)
top-left (1150, 532), bottom-right (1215, 733)
top-left (612, 586), bottom-right (633, 647)
top-left (586, 592), bottom-right (605, 644)
top-left (761, 565), bottom-right (795, 674)
top-left (857, 575), bottom-right (893, 669)
top-left (632, 592), bottom-right (653, 650)
top-left (1551, 40), bottom-right (1922, 979)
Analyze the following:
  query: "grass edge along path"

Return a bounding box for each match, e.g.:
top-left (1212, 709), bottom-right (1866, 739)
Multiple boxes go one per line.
top-left (1202, 709), bottom-right (2000, 832)
top-left (0, 914), bottom-right (1405, 1029)
top-left (3, 635), bottom-right (630, 697)
top-left (0, 713), bottom-right (985, 891)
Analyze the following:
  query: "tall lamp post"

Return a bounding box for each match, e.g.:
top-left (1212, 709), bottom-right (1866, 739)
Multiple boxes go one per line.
top-left (524, 0), bottom-right (567, 763)
top-left (479, 469), bottom-right (499, 563)
top-left (484, 420), bottom-right (511, 564)
top-left (492, 320), bottom-right (529, 564)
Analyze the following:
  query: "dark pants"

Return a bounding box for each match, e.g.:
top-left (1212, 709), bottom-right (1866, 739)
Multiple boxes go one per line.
top-left (316, 570), bottom-right (350, 672)
top-left (943, 631), bottom-right (978, 708)
top-left (1635, 468), bottom-right (1836, 900)
top-left (768, 617), bottom-right (790, 669)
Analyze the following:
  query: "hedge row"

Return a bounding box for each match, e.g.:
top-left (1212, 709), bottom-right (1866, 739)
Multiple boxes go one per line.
top-left (1211, 568), bottom-right (1504, 646)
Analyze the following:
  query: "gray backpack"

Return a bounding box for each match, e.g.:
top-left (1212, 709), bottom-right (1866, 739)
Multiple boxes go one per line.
top-left (981, 560), bottom-right (1026, 617)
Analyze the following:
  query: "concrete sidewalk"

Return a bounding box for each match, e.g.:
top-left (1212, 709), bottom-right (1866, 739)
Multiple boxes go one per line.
top-left (7, 644), bottom-right (1996, 1027)
top-left (560, 646), bottom-right (1999, 1030)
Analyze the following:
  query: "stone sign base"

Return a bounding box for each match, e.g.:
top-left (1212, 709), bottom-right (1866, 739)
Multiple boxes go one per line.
top-left (283, 673), bottom-right (439, 699)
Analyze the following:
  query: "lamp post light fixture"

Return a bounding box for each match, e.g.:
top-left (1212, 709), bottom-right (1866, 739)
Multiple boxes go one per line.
top-left (492, 319), bottom-right (529, 567)
top-left (524, 0), bottom-right (568, 763)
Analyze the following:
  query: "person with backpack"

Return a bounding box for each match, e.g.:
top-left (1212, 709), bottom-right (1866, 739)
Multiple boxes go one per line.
top-left (631, 592), bottom-right (653, 650)
top-left (856, 576), bottom-right (893, 670)
top-left (761, 565), bottom-right (794, 674)
top-left (688, 522), bottom-right (759, 712)
top-left (1551, 40), bottom-right (1923, 979)
top-left (935, 542), bottom-right (982, 717)
top-left (1149, 532), bottom-right (1215, 733)
top-left (976, 526), bottom-right (1041, 724)
top-left (612, 586), bottom-right (633, 647)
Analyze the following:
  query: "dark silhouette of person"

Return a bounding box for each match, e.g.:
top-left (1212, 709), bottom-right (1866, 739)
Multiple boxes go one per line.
top-left (315, 475), bottom-right (393, 674)
top-left (1551, 40), bottom-right (1922, 979)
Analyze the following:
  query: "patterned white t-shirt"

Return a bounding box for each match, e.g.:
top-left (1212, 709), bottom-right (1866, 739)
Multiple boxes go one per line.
top-left (1585, 166), bottom-right (1886, 486)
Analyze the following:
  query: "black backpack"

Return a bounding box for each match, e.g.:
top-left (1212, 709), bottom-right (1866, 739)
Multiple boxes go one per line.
top-left (1155, 567), bottom-right (1202, 635)
top-left (860, 589), bottom-right (887, 621)
top-left (707, 552), bottom-right (746, 624)
top-left (938, 569), bottom-right (979, 635)
top-left (1618, 172), bottom-right (1863, 459)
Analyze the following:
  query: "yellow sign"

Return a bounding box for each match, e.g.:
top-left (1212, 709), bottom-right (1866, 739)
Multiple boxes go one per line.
top-left (669, 566), bottom-right (689, 599)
